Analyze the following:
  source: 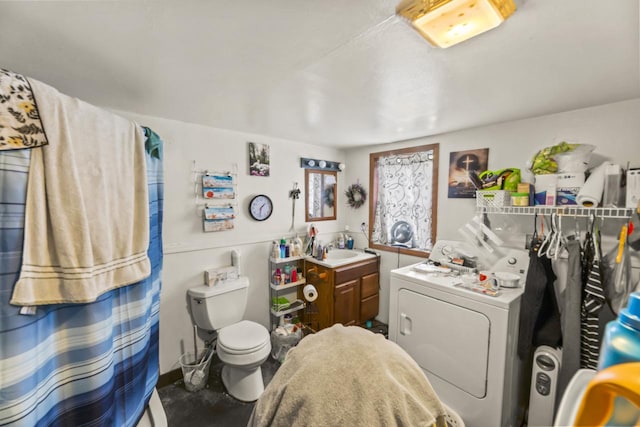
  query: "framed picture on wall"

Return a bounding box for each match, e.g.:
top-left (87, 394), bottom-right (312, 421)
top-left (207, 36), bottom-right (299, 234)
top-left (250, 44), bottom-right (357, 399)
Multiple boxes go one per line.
top-left (448, 148), bottom-right (489, 198)
top-left (248, 142), bottom-right (270, 177)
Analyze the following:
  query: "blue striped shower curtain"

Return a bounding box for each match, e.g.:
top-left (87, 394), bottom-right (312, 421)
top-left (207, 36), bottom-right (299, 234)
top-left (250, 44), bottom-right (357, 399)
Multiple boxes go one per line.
top-left (0, 136), bottom-right (163, 426)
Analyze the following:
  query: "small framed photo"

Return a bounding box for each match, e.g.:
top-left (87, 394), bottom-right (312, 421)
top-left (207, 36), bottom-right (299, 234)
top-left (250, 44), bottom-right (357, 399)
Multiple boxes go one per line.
top-left (248, 142), bottom-right (270, 177)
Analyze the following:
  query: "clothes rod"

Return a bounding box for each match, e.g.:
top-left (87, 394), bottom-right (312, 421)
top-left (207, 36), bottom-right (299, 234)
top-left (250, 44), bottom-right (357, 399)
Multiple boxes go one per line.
top-left (477, 206), bottom-right (633, 219)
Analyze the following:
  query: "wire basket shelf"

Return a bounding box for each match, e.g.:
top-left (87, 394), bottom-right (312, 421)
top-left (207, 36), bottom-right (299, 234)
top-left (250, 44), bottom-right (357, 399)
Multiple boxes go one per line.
top-left (477, 205), bottom-right (632, 219)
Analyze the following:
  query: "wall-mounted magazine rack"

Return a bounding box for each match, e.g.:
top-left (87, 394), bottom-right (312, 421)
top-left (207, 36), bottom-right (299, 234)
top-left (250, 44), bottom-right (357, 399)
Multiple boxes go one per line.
top-left (192, 162), bottom-right (238, 232)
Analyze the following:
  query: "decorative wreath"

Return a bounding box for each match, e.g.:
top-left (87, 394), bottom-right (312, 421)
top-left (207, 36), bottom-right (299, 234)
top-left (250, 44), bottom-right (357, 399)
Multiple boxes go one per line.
top-left (323, 185), bottom-right (335, 208)
top-left (345, 183), bottom-right (367, 209)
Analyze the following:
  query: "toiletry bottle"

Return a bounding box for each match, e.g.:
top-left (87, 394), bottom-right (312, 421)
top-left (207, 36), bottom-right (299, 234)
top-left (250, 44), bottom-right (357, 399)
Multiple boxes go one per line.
top-left (347, 235), bottom-right (354, 250)
top-left (293, 236), bottom-right (303, 256)
top-left (545, 184), bottom-right (556, 206)
top-left (338, 234), bottom-right (345, 249)
top-left (280, 238), bottom-right (286, 258)
top-left (291, 267), bottom-right (297, 282)
top-left (271, 241), bottom-right (280, 259)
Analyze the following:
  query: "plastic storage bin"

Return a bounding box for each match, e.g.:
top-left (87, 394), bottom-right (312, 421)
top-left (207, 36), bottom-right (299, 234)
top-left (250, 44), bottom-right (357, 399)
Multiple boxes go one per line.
top-left (476, 190), bottom-right (511, 208)
top-left (442, 402), bottom-right (465, 427)
top-left (573, 363), bottom-right (640, 426)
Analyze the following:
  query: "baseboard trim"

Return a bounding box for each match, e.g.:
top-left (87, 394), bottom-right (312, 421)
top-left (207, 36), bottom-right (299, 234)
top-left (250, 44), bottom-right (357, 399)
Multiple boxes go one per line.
top-left (157, 368), bottom-right (182, 388)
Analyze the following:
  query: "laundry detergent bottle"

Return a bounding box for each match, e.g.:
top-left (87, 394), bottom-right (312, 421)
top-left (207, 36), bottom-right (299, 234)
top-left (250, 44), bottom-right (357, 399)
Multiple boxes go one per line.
top-left (574, 292), bottom-right (640, 426)
top-left (598, 292), bottom-right (640, 370)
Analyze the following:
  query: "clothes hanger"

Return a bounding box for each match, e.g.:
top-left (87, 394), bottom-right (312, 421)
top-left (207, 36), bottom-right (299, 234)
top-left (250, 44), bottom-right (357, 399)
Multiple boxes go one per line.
top-left (548, 213), bottom-right (567, 260)
top-left (591, 213), bottom-right (601, 262)
top-left (538, 214), bottom-right (555, 258)
top-left (573, 211), bottom-right (581, 242)
top-left (538, 212), bottom-right (567, 260)
top-left (544, 213), bottom-right (558, 259)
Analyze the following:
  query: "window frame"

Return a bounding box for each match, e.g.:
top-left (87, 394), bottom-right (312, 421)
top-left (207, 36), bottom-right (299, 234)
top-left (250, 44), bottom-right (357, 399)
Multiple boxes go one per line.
top-left (368, 143), bottom-right (439, 258)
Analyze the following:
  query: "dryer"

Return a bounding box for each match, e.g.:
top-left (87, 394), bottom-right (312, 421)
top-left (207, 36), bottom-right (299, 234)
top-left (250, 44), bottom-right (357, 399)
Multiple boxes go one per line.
top-left (389, 240), bottom-right (529, 427)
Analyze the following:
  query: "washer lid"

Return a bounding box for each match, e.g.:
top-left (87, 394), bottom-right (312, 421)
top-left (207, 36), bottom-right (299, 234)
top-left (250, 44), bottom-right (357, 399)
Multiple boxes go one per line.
top-left (218, 320), bottom-right (269, 353)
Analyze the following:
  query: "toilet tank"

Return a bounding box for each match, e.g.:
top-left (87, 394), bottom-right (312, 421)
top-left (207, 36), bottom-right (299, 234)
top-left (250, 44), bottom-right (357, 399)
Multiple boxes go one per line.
top-left (188, 277), bottom-right (249, 331)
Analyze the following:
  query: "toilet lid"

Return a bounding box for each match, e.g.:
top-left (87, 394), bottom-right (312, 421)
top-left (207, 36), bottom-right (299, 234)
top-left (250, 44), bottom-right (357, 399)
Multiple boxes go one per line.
top-left (218, 320), bottom-right (269, 354)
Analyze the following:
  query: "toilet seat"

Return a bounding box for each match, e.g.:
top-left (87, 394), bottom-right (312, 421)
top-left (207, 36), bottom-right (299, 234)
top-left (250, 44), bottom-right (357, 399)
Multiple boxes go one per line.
top-left (218, 320), bottom-right (270, 355)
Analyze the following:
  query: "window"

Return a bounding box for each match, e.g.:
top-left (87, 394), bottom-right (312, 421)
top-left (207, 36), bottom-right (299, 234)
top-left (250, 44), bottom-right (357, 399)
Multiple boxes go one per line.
top-left (369, 144), bottom-right (439, 257)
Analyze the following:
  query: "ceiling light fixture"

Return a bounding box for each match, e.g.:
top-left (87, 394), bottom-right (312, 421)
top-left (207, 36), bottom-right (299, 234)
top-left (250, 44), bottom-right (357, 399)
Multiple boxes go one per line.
top-left (300, 157), bottom-right (344, 172)
top-left (396, 0), bottom-right (516, 48)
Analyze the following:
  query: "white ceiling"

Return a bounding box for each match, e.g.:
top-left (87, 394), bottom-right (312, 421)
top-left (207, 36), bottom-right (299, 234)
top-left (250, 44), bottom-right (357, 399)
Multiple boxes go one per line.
top-left (1, 1), bottom-right (639, 148)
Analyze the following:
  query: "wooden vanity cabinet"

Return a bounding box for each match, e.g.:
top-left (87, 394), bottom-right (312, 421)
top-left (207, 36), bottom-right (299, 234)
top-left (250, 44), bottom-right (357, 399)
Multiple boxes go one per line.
top-left (333, 279), bottom-right (360, 326)
top-left (360, 272), bottom-right (380, 323)
top-left (302, 256), bottom-right (379, 331)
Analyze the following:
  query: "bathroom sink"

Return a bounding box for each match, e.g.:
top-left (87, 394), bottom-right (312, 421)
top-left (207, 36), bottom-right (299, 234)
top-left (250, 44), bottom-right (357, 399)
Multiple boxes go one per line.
top-left (326, 249), bottom-right (359, 260)
top-left (307, 249), bottom-right (377, 268)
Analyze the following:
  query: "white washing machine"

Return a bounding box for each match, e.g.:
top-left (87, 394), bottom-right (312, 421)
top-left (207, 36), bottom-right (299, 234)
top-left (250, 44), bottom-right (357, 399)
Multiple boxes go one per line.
top-left (389, 240), bottom-right (529, 427)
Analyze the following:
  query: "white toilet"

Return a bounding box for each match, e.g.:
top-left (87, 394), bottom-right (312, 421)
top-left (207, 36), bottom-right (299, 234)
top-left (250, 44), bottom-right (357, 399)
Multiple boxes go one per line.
top-left (188, 276), bottom-right (271, 402)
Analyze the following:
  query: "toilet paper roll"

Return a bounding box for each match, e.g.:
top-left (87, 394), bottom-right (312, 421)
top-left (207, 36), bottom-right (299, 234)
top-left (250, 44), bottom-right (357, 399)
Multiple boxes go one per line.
top-left (303, 284), bottom-right (318, 302)
top-left (577, 162), bottom-right (610, 207)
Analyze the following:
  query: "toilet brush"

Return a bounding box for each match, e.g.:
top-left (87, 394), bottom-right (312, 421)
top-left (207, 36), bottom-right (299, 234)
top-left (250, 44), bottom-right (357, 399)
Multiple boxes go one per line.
top-left (184, 325), bottom-right (205, 390)
top-left (193, 325), bottom-right (198, 363)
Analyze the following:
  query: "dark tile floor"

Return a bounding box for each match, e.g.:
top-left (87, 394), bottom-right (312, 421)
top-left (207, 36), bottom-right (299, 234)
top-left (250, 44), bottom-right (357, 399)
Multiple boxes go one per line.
top-left (158, 321), bottom-right (388, 427)
top-left (158, 354), bottom-right (281, 427)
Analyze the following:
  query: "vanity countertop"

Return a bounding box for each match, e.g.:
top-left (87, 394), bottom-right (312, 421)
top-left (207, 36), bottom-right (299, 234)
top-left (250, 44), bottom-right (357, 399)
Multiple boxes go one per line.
top-left (305, 249), bottom-right (377, 268)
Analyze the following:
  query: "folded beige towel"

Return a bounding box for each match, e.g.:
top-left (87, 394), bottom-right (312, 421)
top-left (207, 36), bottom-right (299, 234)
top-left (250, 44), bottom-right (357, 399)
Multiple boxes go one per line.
top-left (248, 324), bottom-right (448, 427)
top-left (10, 78), bottom-right (150, 305)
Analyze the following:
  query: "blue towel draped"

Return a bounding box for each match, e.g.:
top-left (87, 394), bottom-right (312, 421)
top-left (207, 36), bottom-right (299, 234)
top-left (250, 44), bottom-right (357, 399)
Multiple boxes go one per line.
top-left (0, 129), bottom-right (163, 426)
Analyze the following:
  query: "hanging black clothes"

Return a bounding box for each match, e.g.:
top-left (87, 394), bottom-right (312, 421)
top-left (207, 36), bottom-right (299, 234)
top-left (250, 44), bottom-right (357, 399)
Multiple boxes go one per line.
top-left (517, 248), bottom-right (562, 361)
top-left (578, 226), bottom-right (609, 369)
top-left (580, 258), bottom-right (605, 369)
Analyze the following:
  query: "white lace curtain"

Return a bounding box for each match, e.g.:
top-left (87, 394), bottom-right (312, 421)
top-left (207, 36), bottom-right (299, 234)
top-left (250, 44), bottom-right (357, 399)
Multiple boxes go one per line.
top-left (372, 151), bottom-right (434, 251)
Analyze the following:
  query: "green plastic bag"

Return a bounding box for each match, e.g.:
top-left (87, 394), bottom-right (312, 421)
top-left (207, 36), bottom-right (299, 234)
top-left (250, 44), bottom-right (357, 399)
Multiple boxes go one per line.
top-left (530, 141), bottom-right (577, 175)
top-left (477, 168), bottom-right (521, 191)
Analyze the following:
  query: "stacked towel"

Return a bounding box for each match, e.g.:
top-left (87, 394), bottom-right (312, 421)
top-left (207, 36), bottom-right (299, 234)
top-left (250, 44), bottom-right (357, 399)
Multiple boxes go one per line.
top-left (10, 77), bottom-right (150, 305)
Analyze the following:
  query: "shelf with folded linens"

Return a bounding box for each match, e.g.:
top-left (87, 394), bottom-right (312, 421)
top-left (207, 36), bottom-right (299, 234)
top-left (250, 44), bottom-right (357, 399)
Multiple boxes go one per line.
top-left (477, 205), bottom-right (633, 219)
